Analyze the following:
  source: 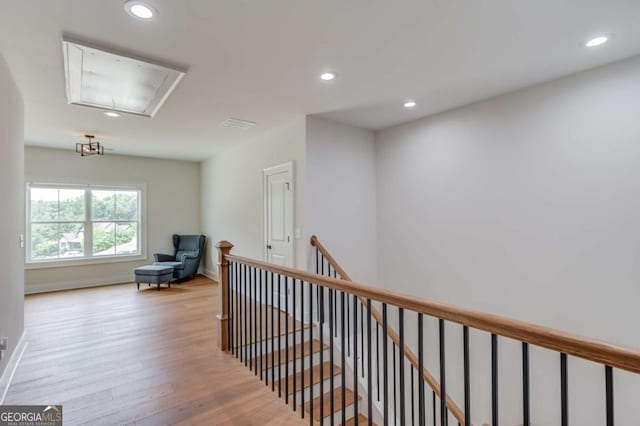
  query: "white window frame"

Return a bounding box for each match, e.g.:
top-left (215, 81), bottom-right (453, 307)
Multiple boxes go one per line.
top-left (25, 181), bottom-right (147, 269)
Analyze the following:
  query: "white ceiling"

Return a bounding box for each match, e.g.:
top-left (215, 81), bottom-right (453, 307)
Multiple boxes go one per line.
top-left (1, 0), bottom-right (639, 161)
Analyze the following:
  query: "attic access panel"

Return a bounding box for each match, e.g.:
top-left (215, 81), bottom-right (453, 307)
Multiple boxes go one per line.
top-left (62, 37), bottom-right (186, 117)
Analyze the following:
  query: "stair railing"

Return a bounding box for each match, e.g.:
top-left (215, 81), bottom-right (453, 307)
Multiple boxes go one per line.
top-left (311, 235), bottom-right (466, 425)
top-left (216, 240), bottom-right (640, 426)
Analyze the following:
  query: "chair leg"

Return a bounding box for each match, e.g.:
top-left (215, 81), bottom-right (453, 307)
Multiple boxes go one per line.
top-left (168, 281), bottom-right (171, 288)
top-left (137, 282), bottom-right (140, 290)
top-left (157, 283), bottom-right (160, 291)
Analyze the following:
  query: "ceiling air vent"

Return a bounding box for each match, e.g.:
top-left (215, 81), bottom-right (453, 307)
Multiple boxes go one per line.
top-left (62, 36), bottom-right (186, 118)
top-left (219, 118), bottom-right (257, 130)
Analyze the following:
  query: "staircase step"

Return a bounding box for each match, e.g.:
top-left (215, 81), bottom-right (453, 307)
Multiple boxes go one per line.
top-left (232, 292), bottom-right (312, 345)
top-left (303, 387), bottom-right (361, 420)
top-left (346, 415), bottom-right (377, 426)
top-left (279, 361), bottom-right (340, 395)
top-left (263, 339), bottom-right (327, 368)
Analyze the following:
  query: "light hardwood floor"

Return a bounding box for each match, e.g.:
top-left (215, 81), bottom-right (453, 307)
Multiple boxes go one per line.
top-left (5, 276), bottom-right (305, 426)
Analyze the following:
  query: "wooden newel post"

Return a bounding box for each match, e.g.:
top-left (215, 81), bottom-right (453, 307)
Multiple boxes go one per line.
top-left (216, 240), bottom-right (233, 351)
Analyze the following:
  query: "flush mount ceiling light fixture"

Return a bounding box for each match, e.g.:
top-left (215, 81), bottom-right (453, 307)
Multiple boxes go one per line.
top-left (62, 36), bottom-right (186, 118)
top-left (320, 72), bottom-right (336, 81)
top-left (585, 35), bottom-right (609, 47)
top-left (404, 100), bottom-right (417, 108)
top-left (104, 111), bottom-right (121, 118)
top-left (124, 1), bottom-right (156, 20)
top-left (76, 135), bottom-right (105, 157)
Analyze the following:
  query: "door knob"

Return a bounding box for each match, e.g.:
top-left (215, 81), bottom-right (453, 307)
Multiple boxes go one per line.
top-left (266, 245), bottom-right (272, 249)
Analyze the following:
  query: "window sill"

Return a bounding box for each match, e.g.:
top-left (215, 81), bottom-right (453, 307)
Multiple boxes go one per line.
top-left (25, 254), bottom-right (148, 270)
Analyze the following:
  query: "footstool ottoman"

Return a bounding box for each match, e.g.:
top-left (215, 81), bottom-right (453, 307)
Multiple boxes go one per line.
top-left (135, 265), bottom-right (174, 291)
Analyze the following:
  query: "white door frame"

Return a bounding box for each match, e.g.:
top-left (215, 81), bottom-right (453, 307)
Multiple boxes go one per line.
top-left (262, 161), bottom-right (295, 266)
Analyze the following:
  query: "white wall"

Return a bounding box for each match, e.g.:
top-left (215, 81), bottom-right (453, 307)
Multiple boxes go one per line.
top-left (306, 116), bottom-right (377, 283)
top-left (25, 147), bottom-right (201, 293)
top-left (0, 55), bottom-right (25, 381)
top-left (376, 56), bottom-right (640, 425)
top-left (200, 118), bottom-right (307, 277)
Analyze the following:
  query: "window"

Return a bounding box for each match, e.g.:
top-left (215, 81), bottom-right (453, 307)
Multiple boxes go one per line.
top-left (27, 183), bottom-right (144, 265)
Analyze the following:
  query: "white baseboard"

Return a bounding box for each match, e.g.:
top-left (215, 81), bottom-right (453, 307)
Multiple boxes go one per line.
top-left (203, 268), bottom-right (218, 282)
top-left (0, 332), bottom-right (27, 405)
top-left (25, 274), bottom-right (133, 294)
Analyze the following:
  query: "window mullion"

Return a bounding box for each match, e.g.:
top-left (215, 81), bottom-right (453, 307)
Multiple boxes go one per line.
top-left (113, 193), bottom-right (117, 254)
top-left (85, 188), bottom-right (92, 258)
top-left (56, 189), bottom-right (61, 259)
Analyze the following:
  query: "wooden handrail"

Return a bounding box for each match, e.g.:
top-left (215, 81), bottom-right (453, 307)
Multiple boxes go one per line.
top-left (222, 250), bottom-right (640, 376)
top-left (310, 235), bottom-right (466, 425)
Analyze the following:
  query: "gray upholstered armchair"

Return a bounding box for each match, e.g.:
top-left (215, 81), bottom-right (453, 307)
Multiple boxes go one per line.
top-left (153, 234), bottom-right (206, 281)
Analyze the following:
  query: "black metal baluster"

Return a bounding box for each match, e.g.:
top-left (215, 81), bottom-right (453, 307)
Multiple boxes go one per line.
top-left (439, 319), bottom-right (447, 426)
top-left (308, 281), bottom-right (314, 425)
top-left (347, 290), bottom-right (351, 357)
top-left (383, 303), bottom-right (389, 426)
top-left (253, 268), bottom-right (262, 377)
top-left (561, 353), bottom-right (568, 426)
top-left (256, 270), bottom-right (264, 381)
top-left (330, 288), bottom-right (335, 426)
top-left (605, 366), bottom-right (614, 426)
top-left (334, 269), bottom-right (338, 337)
top-left (393, 340), bottom-right (397, 426)
top-left (263, 270), bottom-right (268, 386)
top-left (271, 272), bottom-right (275, 391)
top-left (278, 274), bottom-right (282, 398)
top-left (249, 266), bottom-right (253, 372)
top-left (377, 322), bottom-right (381, 402)
top-left (252, 267), bottom-right (257, 375)
top-left (285, 275), bottom-right (289, 403)
top-left (411, 364), bottom-right (415, 426)
top-left (399, 308), bottom-right (406, 426)
top-left (492, 334), bottom-right (498, 426)
top-left (361, 300), bottom-right (365, 377)
top-left (235, 263), bottom-right (239, 359)
top-left (230, 262), bottom-right (234, 356)
top-left (341, 291), bottom-right (347, 426)
top-left (256, 268), bottom-right (261, 378)
top-left (244, 264), bottom-right (248, 366)
top-left (318, 251), bottom-right (322, 325)
top-left (292, 277), bottom-right (297, 410)
top-left (367, 299), bottom-right (373, 426)
top-left (227, 261), bottom-right (232, 350)
top-left (240, 264), bottom-right (243, 361)
top-left (432, 391), bottom-right (436, 426)
top-left (522, 342), bottom-right (529, 426)
top-left (299, 279), bottom-right (305, 418)
top-left (248, 267), bottom-right (252, 372)
top-left (418, 313), bottom-right (425, 426)
top-left (320, 285), bottom-right (324, 423)
top-left (253, 267), bottom-right (257, 372)
top-left (353, 293), bottom-right (359, 425)
top-left (464, 326), bottom-right (470, 426)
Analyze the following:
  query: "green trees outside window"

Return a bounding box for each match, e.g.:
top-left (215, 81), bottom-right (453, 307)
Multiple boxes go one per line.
top-left (28, 186), bottom-right (141, 262)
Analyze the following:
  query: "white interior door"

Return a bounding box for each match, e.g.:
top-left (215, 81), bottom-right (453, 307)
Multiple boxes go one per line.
top-left (263, 162), bottom-right (294, 307)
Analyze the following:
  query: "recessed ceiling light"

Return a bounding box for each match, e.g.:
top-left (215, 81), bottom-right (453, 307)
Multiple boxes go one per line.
top-left (320, 72), bottom-right (336, 81)
top-left (585, 35), bottom-right (609, 47)
top-left (104, 111), bottom-right (121, 118)
top-left (124, 1), bottom-right (156, 20)
top-left (404, 100), bottom-right (417, 108)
